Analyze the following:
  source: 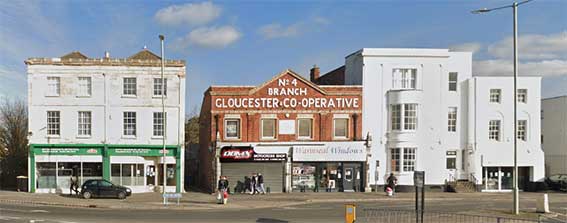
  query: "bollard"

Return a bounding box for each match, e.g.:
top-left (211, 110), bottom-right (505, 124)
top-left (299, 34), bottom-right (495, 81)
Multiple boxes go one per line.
top-left (345, 204), bottom-right (356, 223)
top-left (536, 193), bottom-right (549, 213)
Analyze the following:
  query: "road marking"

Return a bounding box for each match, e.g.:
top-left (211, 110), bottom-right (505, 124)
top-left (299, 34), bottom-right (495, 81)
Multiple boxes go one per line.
top-left (30, 210), bottom-right (49, 213)
top-left (0, 216), bottom-right (21, 220)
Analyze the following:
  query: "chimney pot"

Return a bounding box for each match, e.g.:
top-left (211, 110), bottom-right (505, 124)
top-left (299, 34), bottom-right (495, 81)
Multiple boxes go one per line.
top-left (310, 64), bottom-right (320, 82)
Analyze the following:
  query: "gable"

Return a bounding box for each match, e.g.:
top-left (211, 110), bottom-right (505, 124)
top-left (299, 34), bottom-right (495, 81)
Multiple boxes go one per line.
top-left (249, 70), bottom-right (326, 96)
top-left (60, 51), bottom-right (89, 60)
top-left (128, 49), bottom-right (161, 60)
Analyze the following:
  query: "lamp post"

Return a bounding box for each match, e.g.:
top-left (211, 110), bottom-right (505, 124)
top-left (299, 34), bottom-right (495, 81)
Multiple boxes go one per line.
top-left (472, 0), bottom-right (533, 215)
top-left (159, 34), bottom-right (167, 204)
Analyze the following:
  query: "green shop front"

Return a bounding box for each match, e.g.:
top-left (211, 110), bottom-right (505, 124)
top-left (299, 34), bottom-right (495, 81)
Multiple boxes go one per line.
top-left (28, 144), bottom-right (182, 194)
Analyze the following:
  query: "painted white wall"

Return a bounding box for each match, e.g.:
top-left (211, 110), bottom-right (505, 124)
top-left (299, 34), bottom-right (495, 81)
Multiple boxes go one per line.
top-left (541, 96), bottom-right (567, 175)
top-left (342, 48), bottom-right (543, 187)
top-left (468, 77), bottom-right (545, 183)
top-left (27, 65), bottom-right (186, 146)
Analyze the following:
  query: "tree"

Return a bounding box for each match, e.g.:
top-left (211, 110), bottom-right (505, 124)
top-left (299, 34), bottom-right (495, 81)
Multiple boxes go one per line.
top-left (185, 110), bottom-right (199, 145)
top-left (0, 98), bottom-right (28, 190)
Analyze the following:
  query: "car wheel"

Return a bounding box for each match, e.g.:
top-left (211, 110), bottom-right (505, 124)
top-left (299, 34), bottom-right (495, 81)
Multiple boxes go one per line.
top-left (83, 191), bottom-right (92, 199)
top-left (117, 191), bottom-right (126, 200)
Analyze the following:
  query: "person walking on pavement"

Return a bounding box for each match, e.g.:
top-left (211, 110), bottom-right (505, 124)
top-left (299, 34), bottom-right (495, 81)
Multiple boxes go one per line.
top-left (217, 176), bottom-right (229, 204)
top-left (69, 175), bottom-right (79, 196)
top-left (252, 173), bottom-right (259, 195)
top-left (249, 173), bottom-right (255, 195)
top-left (386, 173), bottom-right (398, 196)
top-left (257, 173), bottom-right (265, 194)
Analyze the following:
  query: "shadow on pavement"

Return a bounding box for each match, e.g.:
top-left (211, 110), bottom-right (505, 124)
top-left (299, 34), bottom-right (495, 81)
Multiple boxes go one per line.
top-left (256, 218), bottom-right (288, 223)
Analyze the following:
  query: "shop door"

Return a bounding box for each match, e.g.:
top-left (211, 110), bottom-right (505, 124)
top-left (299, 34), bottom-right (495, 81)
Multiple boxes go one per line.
top-left (342, 164), bottom-right (355, 192)
top-left (146, 165), bottom-right (156, 186)
top-left (222, 162), bottom-right (284, 193)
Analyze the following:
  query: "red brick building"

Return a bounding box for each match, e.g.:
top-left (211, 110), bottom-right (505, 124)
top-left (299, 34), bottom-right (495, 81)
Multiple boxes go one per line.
top-left (198, 69), bottom-right (369, 193)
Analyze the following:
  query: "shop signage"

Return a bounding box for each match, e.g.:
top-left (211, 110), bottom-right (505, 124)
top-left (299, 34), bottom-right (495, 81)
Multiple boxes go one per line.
top-left (220, 147), bottom-right (286, 162)
top-left (108, 148), bottom-right (175, 157)
top-left (214, 76), bottom-right (360, 110)
top-left (35, 148), bottom-right (101, 155)
top-left (292, 142), bottom-right (367, 162)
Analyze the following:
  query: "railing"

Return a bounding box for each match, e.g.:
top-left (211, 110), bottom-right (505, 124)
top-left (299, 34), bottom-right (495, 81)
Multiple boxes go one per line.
top-left (361, 209), bottom-right (557, 223)
top-left (469, 173), bottom-right (480, 191)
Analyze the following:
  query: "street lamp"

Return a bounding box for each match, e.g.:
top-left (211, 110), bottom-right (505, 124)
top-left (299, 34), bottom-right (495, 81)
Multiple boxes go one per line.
top-left (159, 34), bottom-right (167, 204)
top-left (472, 0), bottom-right (534, 215)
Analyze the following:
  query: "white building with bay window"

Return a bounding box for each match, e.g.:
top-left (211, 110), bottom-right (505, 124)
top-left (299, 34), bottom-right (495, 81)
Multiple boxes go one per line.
top-left (26, 50), bottom-right (186, 194)
top-left (320, 48), bottom-right (544, 192)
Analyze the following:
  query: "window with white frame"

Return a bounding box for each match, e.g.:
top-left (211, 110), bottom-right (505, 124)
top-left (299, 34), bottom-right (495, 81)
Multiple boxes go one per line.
top-left (123, 78), bottom-right (137, 96)
top-left (390, 147), bottom-right (416, 172)
top-left (333, 118), bottom-right (349, 138)
top-left (297, 118), bottom-right (312, 139)
top-left (47, 77), bottom-right (60, 96)
top-left (490, 89), bottom-right (501, 103)
top-left (489, 120), bottom-right (501, 141)
top-left (517, 89), bottom-right (527, 103)
top-left (449, 72), bottom-right (458, 91)
top-left (153, 78), bottom-right (167, 96)
top-left (47, 111), bottom-right (60, 136)
top-left (77, 77), bottom-right (91, 97)
top-left (153, 112), bottom-right (165, 137)
top-left (392, 68), bottom-right (417, 89)
top-left (446, 151), bottom-right (457, 169)
top-left (448, 107), bottom-right (457, 132)
top-left (404, 104), bottom-right (418, 130)
top-left (123, 112), bottom-right (136, 136)
top-left (517, 120), bottom-right (527, 141)
top-left (77, 111), bottom-right (91, 136)
top-left (261, 119), bottom-right (276, 139)
top-left (403, 148), bottom-right (416, 171)
top-left (391, 105), bottom-right (401, 130)
top-left (225, 119), bottom-right (240, 139)
top-left (390, 104), bottom-right (418, 131)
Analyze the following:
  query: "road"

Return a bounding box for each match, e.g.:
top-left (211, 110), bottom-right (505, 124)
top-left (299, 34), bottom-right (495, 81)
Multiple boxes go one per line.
top-left (1, 195), bottom-right (566, 223)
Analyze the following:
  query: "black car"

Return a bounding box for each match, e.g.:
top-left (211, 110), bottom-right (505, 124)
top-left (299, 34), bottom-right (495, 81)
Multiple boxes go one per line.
top-left (545, 174), bottom-right (567, 191)
top-left (80, 179), bottom-right (132, 199)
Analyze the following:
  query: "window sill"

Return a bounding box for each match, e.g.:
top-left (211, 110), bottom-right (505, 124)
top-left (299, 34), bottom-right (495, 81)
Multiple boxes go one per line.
top-left (76, 135), bottom-right (91, 139)
top-left (76, 95), bottom-right (92, 98)
top-left (45, 95), bottom-right (60, 98)
top-left (46, 135), bottom-right (60, 139)
top-left (121, 135), bottom-right (137, 139)
top-left (122, 95), bottom-right (137, 98)
top-left (260, 138), bottom-right (277, 141)
top-left (152, 96), bottom-right (168, 99)
top-left (151, 136), bottom-right (165, 140)
top-left (297, 137), bottom-right (313, 141)
top-left (224, 138), bottom-right (241, 141)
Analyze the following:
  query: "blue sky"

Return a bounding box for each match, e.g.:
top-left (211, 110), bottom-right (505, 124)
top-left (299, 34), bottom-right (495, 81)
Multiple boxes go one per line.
top-left (1, 0), bottom-right (566, 113)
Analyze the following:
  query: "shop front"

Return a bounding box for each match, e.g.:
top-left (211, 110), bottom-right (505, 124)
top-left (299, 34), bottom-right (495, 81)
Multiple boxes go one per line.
top-left (292, 142), bottom-right (367, 192)
top-left (219, 146), bottom-right (288, 193)
top-left (482, 166), bottom-right (531, 192)
top-left (29, 144), bottom-right (182, 194)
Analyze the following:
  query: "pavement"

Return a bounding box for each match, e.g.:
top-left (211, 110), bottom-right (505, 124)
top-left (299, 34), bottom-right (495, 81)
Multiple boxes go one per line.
top-left (1, 191), bottom-right (566, 222)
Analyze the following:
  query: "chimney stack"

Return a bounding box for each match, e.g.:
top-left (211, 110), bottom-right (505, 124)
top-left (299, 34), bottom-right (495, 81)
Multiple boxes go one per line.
top-left (104, 51), bottom-right (110, 59)
top-left (310, 65), bottom-right (320, 82)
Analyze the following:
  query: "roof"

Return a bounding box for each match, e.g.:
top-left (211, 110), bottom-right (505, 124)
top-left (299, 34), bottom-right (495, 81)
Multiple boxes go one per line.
top-left (128, 49), bottom-right (161, 60)
top-left (60, 51), bottom-right (89, 60)
top-left (25, 50), bottom-right (184, 67)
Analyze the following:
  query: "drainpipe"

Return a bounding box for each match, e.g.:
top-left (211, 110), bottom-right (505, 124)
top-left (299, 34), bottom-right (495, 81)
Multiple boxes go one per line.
top-left (214, 114), bottom-right (220, 193)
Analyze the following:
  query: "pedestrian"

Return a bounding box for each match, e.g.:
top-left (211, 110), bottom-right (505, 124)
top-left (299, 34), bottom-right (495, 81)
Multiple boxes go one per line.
top-left (248, 173), bottom-right (255, 195)
top-left (257, 173), bottom-right (265, 194)
top-left (252, 173), bottom-right (259, 195)
top-left (69, 175), bottom-right (79, 196)
top-left (386, 173), bottom-right (398, 196)
top-left (217, 176), bottom-right (229, 204)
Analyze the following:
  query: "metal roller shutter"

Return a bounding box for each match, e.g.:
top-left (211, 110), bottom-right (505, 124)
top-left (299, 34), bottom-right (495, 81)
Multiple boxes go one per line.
top-left (222, 162), bottom-right (284, 193)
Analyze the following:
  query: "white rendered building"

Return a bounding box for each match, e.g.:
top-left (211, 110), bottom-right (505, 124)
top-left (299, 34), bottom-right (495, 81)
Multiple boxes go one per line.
top-left (321, 48), bottom-right (545, 192)
top-left (26, 50), bottom-right (186, 193)
top-left (542, 95), bottom-right (567, 176)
